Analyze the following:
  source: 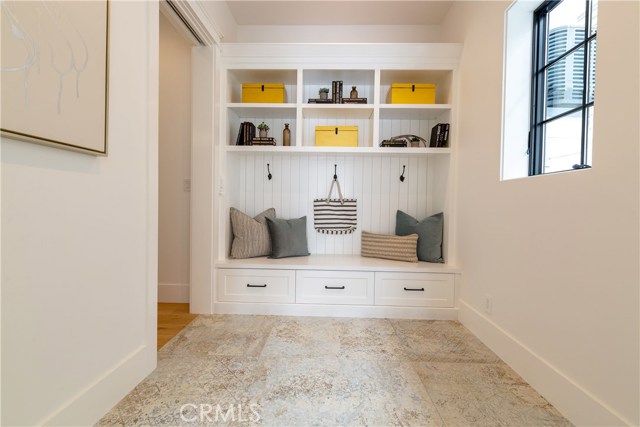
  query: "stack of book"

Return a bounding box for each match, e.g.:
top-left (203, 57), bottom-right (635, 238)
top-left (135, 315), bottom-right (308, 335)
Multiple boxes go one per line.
top-left (429, 123), bottom-right (450, 147)
top-left (235, 122), bottom-right (256, 146)
top-left (307, 98), bottom-right (333, 104)
top-left (343, 98), bottom-right (368, 104)
top-left (251, 137), bottom-right (276, 146)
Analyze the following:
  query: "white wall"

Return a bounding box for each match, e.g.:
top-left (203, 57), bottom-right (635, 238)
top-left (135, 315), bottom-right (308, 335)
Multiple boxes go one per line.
top-left (236, 25), bottom-right (442, 43)
top-left (159, 14), bottom-right (192, 303)
top-left (0, 2), bottom-right (158, 425)
top-left (441, 1), bottom-right (639, 425)
top-left (201, 0), bottom-right (238, 42)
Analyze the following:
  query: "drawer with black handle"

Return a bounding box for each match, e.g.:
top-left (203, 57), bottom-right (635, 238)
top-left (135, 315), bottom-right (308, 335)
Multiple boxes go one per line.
top-left (374, 272), bottom-right (454, 307)
top-left (216, 269), bottom-right (295, 303)
top-left (296, 270), bottom-right (375, 305)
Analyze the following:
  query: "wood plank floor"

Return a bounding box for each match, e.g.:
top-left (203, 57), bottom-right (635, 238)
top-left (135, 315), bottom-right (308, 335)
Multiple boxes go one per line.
top-left (157, 303), bottom-right (197, 351)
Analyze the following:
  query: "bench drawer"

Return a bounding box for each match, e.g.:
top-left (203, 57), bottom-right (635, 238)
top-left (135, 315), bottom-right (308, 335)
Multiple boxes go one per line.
top-left (296, 270), bottom-right (375, 305)
top-left (375, 272), bottom-right (454, 307)
top-left (216, 269), bottom-right (295, 303)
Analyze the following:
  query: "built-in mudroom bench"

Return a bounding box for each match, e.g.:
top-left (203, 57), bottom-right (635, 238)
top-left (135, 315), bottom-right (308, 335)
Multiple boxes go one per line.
top-left (212, 43), bottom-right (462, 319)
top-left (215, 256), bottom-right (460, 319)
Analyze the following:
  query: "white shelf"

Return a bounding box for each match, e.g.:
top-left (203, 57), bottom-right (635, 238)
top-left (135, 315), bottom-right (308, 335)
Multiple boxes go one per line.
top-left (216, 255), bottom-right (460, 273)
top-left (225, 146), bottom-right (451, 155)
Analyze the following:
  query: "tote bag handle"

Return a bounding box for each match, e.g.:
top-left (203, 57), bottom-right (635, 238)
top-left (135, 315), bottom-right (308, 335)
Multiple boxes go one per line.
top-left (326, 178), bottom-right (344, 204)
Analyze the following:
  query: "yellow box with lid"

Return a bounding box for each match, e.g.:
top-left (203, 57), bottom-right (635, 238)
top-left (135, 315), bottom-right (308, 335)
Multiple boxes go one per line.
top-left (315, 126), bottom-right (358, 147)
top-left (389, 83), bottom-right (436, 104)
top-left (242, 83), bottom-right (285, 103)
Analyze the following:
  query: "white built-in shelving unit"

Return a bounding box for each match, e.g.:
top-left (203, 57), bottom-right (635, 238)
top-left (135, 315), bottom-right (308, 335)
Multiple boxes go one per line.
top-left (213, 44), bottom-right (462, 319)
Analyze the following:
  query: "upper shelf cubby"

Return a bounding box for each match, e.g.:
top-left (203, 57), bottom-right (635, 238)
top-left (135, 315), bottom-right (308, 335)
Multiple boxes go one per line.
top-left (302, 70), bottom-right (375, 104)
top-left (226, 69), bottom-right (298, 104)
top-left (380, 70), bottom-right (453, 104)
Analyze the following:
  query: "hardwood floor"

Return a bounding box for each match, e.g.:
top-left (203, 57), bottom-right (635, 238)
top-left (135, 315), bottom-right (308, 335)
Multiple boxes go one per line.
top-left (157, 303), bottom-right (197, 350)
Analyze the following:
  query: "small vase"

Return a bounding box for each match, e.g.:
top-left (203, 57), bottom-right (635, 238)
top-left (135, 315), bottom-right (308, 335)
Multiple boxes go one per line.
top-left (350, 86), bottom-right (358, 99)
top-left (283, 123), bottom-right (291, 147)
top-left (259, 130), bottom-right (267, 138)
top-left (319, 92), bottom-right (328, 100)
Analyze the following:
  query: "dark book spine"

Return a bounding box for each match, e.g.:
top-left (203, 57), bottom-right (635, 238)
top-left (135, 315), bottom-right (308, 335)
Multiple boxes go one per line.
top-left (332, 81), bottom-right (337, 104)
top-left (236, 122), bottom-right (245, 146)
top-left (249, 123), bottom-right (255, 144)
top-left (429, 124), bottom-right (439, 147)
top-left (338, 81), bottom-right (343, 104)
top-left (442, 124), bottom-right (450, 147)
top-left (437, 124), bottom-right (445, 147)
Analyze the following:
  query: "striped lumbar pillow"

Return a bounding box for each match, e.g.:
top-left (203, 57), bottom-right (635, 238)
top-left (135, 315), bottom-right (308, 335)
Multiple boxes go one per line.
top-left (361, 231), bottom-right (418, 263)
top-left (230, 207), bottom-right (276, 259)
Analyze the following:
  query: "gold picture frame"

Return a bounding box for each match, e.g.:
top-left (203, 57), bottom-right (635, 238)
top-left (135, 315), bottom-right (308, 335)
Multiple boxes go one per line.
top-left (1, 0), bottom-right (110, 155)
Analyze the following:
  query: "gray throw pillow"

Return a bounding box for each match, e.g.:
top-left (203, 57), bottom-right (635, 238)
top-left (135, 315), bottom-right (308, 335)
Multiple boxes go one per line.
top-left (266, 216), bottom-right (310, 259)
top-left (230, 207), bottom-right (276, 259)
top-left (395, 210), bottom-right (444, 263)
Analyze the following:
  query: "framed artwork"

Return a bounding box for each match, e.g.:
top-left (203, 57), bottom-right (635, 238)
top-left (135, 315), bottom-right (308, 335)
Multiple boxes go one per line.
top-left (1, 1), bottom-right (109, 155)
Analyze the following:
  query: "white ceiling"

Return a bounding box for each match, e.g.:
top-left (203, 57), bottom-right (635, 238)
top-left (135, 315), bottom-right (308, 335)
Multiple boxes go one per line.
top-left (224, 1), bottom-right (454, 26)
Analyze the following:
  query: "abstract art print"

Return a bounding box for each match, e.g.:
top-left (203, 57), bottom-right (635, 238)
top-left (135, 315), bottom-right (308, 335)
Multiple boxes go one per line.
top-left (1, 1), bottom-right (109, 155)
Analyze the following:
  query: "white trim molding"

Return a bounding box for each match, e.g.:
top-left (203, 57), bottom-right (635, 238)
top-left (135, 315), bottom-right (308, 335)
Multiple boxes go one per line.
top-left (160, 0), bottom-right (222, 46)
top-left (159, 282), bottom-right (190, 303)
top-left (459, 300), bottom-right (631, 426)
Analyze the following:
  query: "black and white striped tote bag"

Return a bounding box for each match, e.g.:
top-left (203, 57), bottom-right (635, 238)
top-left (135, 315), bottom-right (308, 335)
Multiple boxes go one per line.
top-left (313, 178), bottom-right (357, 235)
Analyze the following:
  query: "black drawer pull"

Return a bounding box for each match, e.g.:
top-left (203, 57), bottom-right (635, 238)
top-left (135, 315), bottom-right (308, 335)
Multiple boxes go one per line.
top-left (404, 287), bottom-right (425, 291)
top-left (247, 284), bottom-right (267, 288)
top-left (325, 285), bottom-right (345, 290)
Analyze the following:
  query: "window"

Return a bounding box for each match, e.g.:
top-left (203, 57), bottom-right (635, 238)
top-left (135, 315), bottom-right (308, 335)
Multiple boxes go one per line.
top-left (529, 0), bottom-right (598, 175)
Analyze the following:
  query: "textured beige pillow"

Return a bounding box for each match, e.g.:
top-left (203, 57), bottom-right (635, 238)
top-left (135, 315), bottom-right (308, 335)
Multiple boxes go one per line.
top-left (361, 231), bottom-right (418, 263)
top-left (230, 207), bottom-right (276, 259)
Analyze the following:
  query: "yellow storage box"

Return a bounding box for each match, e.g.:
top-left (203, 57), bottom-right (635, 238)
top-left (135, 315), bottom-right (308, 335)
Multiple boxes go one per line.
top-left (315, 126), bottom-right (358, 147)
top-left (242, 83), bottom-right (285, 103)
top-left (390, 83), bottom-right (436, 104)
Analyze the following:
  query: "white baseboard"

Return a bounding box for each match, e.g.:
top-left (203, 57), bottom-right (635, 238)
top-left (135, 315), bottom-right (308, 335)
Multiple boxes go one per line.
top-left (458, 300), bottom-right (630, 427)
top-left (42, 344), bottom-right (156, 426)
top-left (158, 282), bottom-right (189, 303)
top-left (213, 302), bottom-right (459, 320)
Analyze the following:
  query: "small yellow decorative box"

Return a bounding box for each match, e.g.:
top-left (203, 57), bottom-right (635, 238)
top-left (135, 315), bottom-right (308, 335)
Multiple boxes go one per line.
top-left (242, 83), bottom-right (285, 103)
top-left (390, 83), bottom-right (436, 104)
top-left (315, 126), bottom-right (358, 147)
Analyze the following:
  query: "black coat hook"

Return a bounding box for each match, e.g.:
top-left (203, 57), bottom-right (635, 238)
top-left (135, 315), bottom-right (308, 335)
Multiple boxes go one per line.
top-left (267, 163), bottom-right (272, 180)
top-left (333, 164), bottom-right (338, 180)
top-left (400, 165), bottom-right (406, 182)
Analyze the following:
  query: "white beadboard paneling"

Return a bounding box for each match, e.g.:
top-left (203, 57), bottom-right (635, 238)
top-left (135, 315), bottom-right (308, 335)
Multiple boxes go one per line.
top-left (227, 153), bottom-right (446, 256)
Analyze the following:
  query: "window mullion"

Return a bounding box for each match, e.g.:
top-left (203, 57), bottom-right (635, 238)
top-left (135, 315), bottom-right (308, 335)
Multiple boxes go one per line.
top-left (579, 1), bottom-right (592, 165)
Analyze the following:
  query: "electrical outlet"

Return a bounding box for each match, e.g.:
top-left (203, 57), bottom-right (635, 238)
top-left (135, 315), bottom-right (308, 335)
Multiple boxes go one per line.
top-left (484, 294), bottom-right (493, 315)
top-left (218, 178), bottom-right (224, 195)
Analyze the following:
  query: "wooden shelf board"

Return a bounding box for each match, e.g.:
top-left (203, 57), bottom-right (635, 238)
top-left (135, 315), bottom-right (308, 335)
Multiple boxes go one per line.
top-left (216, 255), bottom-right (460, 273)
top-left (224, 146), bottom-right (451, 155)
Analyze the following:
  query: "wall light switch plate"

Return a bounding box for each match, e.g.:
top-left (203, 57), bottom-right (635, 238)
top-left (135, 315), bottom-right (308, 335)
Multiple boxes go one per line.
top-left (183, 179), bottom-right (191, 192)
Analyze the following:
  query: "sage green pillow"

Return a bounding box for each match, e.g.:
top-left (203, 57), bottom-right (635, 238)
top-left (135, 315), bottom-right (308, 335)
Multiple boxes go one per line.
top-left (266, 216), bottom-right (310, 259)
top-left (395, 210), bottom-right (444, 263)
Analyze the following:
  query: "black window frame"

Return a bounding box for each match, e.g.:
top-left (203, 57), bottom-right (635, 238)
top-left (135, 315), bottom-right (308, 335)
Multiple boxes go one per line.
top-left (529, 0), bottom-right (597, 175)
